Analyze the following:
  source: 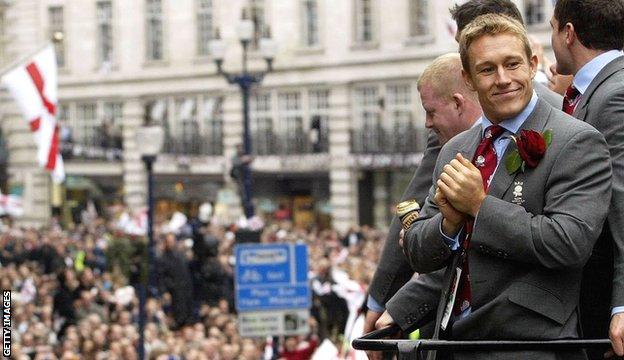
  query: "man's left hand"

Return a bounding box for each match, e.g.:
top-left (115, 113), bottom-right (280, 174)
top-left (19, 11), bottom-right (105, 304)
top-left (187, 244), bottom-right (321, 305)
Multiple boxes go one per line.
top-left (438, 153), bottom-right (486, 217)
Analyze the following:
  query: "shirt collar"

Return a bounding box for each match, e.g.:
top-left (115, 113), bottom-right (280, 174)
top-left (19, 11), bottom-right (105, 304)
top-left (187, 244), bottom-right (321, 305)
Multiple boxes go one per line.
top-left (476, 91), bottom-right (538, 137)
top-left (573, 50), bottom-right (624, 94)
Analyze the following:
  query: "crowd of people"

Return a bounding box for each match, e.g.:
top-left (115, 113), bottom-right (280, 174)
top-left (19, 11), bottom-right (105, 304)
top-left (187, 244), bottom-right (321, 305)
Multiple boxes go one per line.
top-left (0, 210), bottom-right (382, 360)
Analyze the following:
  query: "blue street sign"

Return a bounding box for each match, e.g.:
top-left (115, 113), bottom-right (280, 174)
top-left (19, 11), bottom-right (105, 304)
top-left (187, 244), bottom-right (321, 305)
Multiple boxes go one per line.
top-left (235, 243), bottom-right (310, 312)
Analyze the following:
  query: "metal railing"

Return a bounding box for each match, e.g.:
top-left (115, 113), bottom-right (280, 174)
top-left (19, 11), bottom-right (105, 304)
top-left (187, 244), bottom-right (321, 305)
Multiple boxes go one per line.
top-left (351, 125), bottom-right (427, 154)
top-left (353, 325), bottom-right (611, 360)
top-left (162, 133), bottom-right (224, 156)
top-left (61, 138), bottom-right (123, 161)
top-left (251, 130), bottom-right (329, 155)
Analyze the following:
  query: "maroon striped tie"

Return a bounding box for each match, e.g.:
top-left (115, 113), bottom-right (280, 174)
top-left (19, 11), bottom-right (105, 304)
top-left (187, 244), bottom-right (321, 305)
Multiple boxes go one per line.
top-left (562, 85), bottom-right (580, 115)
top-left (453, 124), bottom-right (505, 316)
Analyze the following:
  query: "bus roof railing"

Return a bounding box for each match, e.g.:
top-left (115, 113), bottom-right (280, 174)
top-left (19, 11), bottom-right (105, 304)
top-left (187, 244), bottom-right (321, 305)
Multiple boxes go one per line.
top-left (352, 325), bottom-right (611, 354)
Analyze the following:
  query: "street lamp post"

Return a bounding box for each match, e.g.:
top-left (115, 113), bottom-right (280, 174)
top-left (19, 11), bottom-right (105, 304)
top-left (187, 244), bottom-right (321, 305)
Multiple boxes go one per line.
top-left (209, 14), bottom-right (276, 218)
top-left (135, 125), bottom-right (164, 360)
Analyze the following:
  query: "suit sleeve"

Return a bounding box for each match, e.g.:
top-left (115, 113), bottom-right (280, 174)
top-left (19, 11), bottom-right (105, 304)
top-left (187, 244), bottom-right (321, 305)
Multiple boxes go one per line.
top-left (403, 149), bottom-right (456, 273)
top-left (367, 131), bottom-right (440, 306)
top-left (385, 270), bottom-right (443, 331)
top-left (593, 90), bottom-right (624, 307)
top-left (471, 129), bottom-right (612, 269)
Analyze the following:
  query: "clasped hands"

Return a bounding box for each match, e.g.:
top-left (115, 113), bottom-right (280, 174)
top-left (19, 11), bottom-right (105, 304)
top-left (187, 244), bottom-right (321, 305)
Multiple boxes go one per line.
top-left (435, 153), bottom-right (487, 237)
top-left (398, 153), bottom-right (486, 250)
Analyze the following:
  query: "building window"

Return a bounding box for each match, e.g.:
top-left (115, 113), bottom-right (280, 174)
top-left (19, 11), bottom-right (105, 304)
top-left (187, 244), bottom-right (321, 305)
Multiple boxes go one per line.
top-left (58, 104), bottom-right (72, 158)
top-left (250, 89), bottom-right (331, 155)
top-left (200, 96), bottom-right (223, 155)
top-left (151, 96), bottom-right (223, 156)
top-left (353, 86), bottom-right (381, 151)
top-left (354, 0), bottom-right (375, 43)
top-left (409, 0), bottom-right (430, 37)
top-left (58, 102), bottom-right (124, 160)
top-left (309, 90), bottom-right (330, 152)
top-left (352, 84), bottom-right (424, 153)
top-left (278, 92), bottom-right (304, 153)
top-left (301, 0), bottom-right (319, 47)
top-left (387, 85), bottom-right (416, 153)
top-left (525, 0), bottom-right (545, 25)
top-left (197, 0), bottom-right (213, 56)
top-left (248, 0), bottom-right (266, 49)
top-left (48, 6), bottom-right (65, 67)
top-left (146, 0), bottom-right (163, 61)
top-left (97, 1), bottom-right (113, 67)
top-left (251, 93), bottom-right (274, 155)
top-left (75, 103), bottom-right (98, 145)
top-left (101, 102), bottom-right (123, 150)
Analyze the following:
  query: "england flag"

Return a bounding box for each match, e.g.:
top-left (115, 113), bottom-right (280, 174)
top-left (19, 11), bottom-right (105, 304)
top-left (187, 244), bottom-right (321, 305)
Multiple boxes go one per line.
top-left (1, 44), bottom-right (65, 183)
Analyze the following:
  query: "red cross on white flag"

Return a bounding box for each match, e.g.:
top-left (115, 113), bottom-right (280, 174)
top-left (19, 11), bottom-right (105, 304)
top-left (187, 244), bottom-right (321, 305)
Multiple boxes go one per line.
top-left (1, 44), bottom-right (65, 183)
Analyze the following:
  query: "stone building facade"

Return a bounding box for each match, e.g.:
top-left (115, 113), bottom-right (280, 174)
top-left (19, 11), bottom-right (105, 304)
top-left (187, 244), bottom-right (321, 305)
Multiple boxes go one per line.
top-left (0, 0), bottom-right (556, 230)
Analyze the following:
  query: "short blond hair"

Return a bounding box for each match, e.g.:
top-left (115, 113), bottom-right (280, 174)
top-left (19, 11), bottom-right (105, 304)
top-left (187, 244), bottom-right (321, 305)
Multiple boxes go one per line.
top-left (418, 53), bottom-right (477, 101)
top-left (459, 13), bottom-right (532, 74)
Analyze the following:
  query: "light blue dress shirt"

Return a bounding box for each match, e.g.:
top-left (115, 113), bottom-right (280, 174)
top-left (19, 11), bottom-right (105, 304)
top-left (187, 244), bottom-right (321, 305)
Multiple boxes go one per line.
top-left (573, 50), bottom-right (624, 96)
top-left (573, 50), bottom-right (624, 316)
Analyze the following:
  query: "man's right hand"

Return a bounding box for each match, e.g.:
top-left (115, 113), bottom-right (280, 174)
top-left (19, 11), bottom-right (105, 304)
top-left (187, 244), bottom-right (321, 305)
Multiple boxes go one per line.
top-left (435, 186), bottom-right (466, 237)
top-left (608, 313), bottom-right (624, 357)
top-left (375, 311), bottom-right (396, 330)
top-left (364, 310), bottom-right (384, 360)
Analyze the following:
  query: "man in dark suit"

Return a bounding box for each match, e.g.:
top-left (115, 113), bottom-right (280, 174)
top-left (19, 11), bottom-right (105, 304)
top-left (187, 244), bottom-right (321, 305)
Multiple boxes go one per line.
top-left (396, 14), bottom-right (611, 360)
top-left (367, 53), bottom-right (481, 358)
top-left (549, 1), bottom-right (624, 358)
top-left (364, 0), bottom-right (563, 344)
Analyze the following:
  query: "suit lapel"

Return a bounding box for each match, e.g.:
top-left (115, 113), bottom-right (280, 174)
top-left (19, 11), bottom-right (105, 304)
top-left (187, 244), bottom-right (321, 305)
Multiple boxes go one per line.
top-left (456, 126), bottom-right (483, 160)
top-left (574, 56), bottom-right (624, 121)
top-left (487, 99), bottom-right (551, 200)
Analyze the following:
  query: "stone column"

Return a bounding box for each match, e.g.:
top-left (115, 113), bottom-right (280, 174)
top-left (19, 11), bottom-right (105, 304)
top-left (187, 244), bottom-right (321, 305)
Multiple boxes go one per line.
top-left (1, 97), bottom-right (51, 227)
top-left (122, 98), bottom-right (147, 211)
top-left (328, 84), bottom-right (358, 233)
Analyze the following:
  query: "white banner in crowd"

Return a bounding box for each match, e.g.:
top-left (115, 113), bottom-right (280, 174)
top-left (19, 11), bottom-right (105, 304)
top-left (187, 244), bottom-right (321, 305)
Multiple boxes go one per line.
top-left (116, 208), bottom-right (148, 236)
top-left (0, 193), bottom-right (24, 218)
top-left (1, 44), bottom-right (65, 183)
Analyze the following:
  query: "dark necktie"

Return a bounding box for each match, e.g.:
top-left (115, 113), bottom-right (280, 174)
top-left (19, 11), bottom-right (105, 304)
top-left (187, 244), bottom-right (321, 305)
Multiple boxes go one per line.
top-left (453, 125), bottom-right (505, 316)
top-left (562, 85), bottom-right (580, 115)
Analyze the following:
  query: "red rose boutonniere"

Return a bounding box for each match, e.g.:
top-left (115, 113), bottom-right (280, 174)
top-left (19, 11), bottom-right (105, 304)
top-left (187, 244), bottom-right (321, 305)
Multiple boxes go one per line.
top-left (505, 129), bottom-right (552, 174)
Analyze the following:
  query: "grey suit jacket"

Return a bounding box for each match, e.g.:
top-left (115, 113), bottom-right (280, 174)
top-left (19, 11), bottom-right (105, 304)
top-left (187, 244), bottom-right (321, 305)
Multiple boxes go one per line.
top-left (368, 84), bottom-right (563, 310)
top-left (574, 56), bottom-right (624, 306)
top-left (572, 56), bottom-right (624, 346)
top-left (402, 99), bottom-right (612, 360)
top-left (534, 80), bottom-right (563, 109)
top-left (368, 131), bottom-right (440, 306)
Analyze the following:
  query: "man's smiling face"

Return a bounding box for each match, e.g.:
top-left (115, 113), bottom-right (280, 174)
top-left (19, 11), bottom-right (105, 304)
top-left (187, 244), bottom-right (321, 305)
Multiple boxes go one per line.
top-left (462, 32), bottom-right (537, 123)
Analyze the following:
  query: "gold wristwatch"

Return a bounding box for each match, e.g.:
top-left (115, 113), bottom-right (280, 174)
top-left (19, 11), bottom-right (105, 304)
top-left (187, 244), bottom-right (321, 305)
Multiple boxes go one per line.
top-left (396, 199), bottom-right (421, 230)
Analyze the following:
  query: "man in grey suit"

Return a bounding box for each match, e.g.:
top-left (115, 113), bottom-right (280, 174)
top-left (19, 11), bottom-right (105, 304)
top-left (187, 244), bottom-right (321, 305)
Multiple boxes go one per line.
top-left (364, 2), bottom-right (564, 343)
top-left (549, 1), bottom-right (624, 358)
top-left (399, 14), bottom-right (612, 359)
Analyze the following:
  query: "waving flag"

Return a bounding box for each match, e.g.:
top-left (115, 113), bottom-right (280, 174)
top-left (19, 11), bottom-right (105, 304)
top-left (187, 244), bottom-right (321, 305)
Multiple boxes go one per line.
top-left (1, 44), bottom-right (64, 183)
